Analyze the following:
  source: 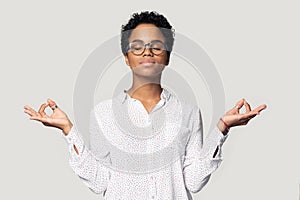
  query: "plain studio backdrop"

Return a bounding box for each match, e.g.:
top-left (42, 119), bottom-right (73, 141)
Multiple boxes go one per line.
top-left (1, 0), bottom-right (299, 199)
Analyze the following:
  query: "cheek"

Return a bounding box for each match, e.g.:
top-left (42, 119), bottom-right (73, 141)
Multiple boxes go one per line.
top-left (125, 55), bottom-right (136, 67)
top-left (158, 54), bottom-right (169, 65)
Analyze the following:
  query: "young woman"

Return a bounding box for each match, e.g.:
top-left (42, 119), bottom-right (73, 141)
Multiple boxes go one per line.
top-left (24, 11), bottom-right (267, 199)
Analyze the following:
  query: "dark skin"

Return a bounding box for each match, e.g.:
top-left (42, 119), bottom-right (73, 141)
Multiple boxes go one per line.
top-left (124, 24), bottom-right (169, 114)
top-left (24, 23), bottom-right (267, 155)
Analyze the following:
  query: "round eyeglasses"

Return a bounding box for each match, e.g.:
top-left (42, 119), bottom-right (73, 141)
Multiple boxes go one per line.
top-left (127, 40), bottom-right (167, 56)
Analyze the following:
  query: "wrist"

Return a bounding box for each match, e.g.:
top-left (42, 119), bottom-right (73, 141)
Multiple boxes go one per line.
top-left (62, 122), bottom-right (73, 136)
top-left (217, 118), bottom-right (230, 135)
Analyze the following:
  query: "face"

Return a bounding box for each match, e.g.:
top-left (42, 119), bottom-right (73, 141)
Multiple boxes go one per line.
top-left (124, 24), bottom-right (170, 78)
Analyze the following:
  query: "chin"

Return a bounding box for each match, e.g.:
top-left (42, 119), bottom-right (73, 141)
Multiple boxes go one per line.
top-left (133, 64), bottom-right (165, 76)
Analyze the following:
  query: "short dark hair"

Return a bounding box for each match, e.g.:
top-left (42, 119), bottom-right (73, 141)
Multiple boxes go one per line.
top-left (121, 11), bottom-right (175, 56)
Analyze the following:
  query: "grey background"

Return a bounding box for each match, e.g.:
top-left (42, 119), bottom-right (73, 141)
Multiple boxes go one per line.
top-left (1, 0), bottom-right (299, 199)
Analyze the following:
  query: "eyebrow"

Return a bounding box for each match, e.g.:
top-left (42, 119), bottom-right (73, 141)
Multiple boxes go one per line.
top-left (130, 39), bottom-right (164, 43)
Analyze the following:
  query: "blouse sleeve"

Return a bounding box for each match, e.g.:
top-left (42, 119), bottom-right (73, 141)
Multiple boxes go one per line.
top-left (183, 107), bottom-right (228, 193)
top-left (62, 109), bottom-right (111, 195)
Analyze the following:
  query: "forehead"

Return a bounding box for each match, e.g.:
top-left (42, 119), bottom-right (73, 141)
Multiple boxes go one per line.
top-left (128, 24), bottom-right (166, 42)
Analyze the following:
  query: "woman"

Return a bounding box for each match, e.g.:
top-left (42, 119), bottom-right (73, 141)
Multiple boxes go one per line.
top-left (24, 11), bottom-right (267, 199)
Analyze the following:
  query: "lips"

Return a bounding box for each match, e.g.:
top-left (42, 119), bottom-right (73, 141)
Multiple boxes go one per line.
top-left (139, 60), bottom-right (156, 66)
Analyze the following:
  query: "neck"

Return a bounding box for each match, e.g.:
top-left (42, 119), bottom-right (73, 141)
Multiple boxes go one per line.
top-left (126, 74), bottom-right (162, 101)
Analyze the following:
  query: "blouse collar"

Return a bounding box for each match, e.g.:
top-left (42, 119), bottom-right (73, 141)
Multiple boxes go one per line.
top-left (119, 87), bottom-right (171, 104)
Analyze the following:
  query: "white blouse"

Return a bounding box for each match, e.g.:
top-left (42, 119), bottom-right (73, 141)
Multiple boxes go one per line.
top-left (62, 88), bottom-right (228, 199)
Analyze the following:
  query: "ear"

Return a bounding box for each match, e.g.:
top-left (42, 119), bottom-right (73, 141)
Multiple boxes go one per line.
top-left (166, 57), bottom-right (170, 66)
top-left (124, 54), bottom-right (130, 66)
top-left (165, 53), bottom-right (170, 66)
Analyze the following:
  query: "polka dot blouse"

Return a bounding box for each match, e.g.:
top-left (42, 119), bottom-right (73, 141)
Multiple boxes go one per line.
top-left (62, 88), bottom-right (228, 199)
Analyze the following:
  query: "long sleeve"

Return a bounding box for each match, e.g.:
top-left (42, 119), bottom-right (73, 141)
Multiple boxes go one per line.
top-left (62, 110), bottom-right (111, 195)
top-left (183, 107), bottom-right (228, 193)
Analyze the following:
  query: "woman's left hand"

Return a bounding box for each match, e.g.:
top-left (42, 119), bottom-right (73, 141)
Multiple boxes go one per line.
top-left (218, 99), bottom-right (267, 133)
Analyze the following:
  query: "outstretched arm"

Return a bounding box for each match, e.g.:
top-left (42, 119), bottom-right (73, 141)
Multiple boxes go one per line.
top-left (24, 99), bottom-right (111, 194)
top-left (183, 99), bottom-right (267, 193)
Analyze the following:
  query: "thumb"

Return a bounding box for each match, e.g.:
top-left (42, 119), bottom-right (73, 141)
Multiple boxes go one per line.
top-left (235, 98), bottom-right (245, 109)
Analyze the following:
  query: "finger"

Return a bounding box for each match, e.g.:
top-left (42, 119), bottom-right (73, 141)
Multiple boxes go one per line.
top-left (253, 104), bottom-right (267, 114)
top-left (24, 105), bottom-right (36, 112)
top-left (24, 109), bottom-right (39, 117)
top-left (227, 98), bottom-right (245, 115)
top-left (24, 105), bottom-right (32, 110)
top-left (232, 98), bottom-right (245, 110)
top-left (235, 98), bottom-right (245, 114)
top-left (24, 105), bottom-right (39, 117)
top-left (24, 109), bottom-right (34, 117)
top-left (47, 98), bottom-right (56, 107)
top-left (38, 103), bottom-right (49, 117)
top-left (242, 111), bottom-right (258, 121)
top-left (47, 98), bottom-right (59, 111)
top-left (30, 116), bottom-right (51, 124)
top-left (244, 101), bottom-right (251, 112)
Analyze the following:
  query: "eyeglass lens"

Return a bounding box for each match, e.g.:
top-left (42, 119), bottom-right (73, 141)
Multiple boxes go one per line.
top-left (128, 41), bottom-right (166, 55)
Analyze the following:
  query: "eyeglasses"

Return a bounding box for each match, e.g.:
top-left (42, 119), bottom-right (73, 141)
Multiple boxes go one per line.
top-left (126, 40), bottom-right (167, 56)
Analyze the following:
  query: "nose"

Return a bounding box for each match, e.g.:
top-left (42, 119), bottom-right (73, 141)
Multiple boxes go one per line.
top-left (143, 44), bottom-right (153, 56)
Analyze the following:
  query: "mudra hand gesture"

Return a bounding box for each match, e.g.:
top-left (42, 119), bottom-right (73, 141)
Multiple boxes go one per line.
top-left (24, 98), bottom-right (266, 135)
top-left (217, 98), bottom-right (267, 134)
top-left (24, 98), bottom-right (73, 135)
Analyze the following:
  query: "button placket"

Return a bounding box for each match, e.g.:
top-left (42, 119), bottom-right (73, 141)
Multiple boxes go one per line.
top-left (148, 174), bottom-right (156, 199)
top-left (151, 99), bottom-right (163, 114)
top-left (147, 112), bottom-right (153, 132)
top-left (145, 139), bottom-right (156, 199)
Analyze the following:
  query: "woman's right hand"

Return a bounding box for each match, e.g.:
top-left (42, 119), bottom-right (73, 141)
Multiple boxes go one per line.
top-left (24, 98), bottom-right (73, 135)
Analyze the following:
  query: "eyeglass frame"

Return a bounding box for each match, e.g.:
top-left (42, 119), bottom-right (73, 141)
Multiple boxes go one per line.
top-left (126, 40), bottom-right (169, 56)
